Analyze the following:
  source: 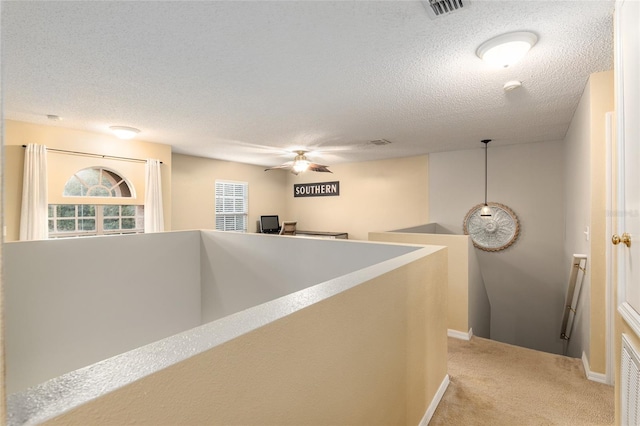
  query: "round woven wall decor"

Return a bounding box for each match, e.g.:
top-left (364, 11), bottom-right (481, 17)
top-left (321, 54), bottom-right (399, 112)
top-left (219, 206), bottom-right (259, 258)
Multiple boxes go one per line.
top-left (463, 202), bottom-right (520, 252)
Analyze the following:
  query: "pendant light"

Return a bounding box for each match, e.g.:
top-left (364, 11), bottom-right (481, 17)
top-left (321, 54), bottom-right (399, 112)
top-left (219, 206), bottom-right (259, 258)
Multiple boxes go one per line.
top-left (480, 139), bottom-right (492, 218)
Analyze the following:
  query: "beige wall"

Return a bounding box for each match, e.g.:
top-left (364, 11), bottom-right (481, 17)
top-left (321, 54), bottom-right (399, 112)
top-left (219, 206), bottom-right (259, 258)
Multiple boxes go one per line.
top-left (4, 120), bottom-right (172, 241)
top-left (44, 249), bottom-right (448, 426)
top-left (171, 153), bottom-right (287, 232)
top-left (284, 155), bottom-right (429, 241)
top-left (563, 71), bottom-right (613, 374)
top-left (369, 231), bottom-right (469, 334)
top-left (588, 71), bottom-right (614, 374)
top-left (172, 154), bottom-right (428, 237)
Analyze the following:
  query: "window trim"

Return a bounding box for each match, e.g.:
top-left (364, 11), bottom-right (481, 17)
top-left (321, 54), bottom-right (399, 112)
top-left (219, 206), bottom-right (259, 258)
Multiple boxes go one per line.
top-left (48, 204), bottom-right (144, 238)
top-left (215, 180), bottom-right (249, 232)
top-left (62, 167), bottom-right (136, 199)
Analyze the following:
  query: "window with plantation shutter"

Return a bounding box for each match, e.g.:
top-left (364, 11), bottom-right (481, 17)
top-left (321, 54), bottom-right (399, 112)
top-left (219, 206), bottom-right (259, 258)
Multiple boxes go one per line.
top-left (215, 180), bottom-right (248, 232)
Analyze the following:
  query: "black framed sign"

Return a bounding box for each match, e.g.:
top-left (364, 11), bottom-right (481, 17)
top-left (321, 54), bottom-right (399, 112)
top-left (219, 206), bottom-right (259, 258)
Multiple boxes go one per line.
top-left (294, 181), bottom-right (340, 197)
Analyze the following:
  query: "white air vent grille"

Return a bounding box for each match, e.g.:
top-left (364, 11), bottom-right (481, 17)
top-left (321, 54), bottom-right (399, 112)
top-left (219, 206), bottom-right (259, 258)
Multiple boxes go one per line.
top-left (622, 334), bottom-right (640, 426)
top-left (422, 0), bottom-right (469, 19)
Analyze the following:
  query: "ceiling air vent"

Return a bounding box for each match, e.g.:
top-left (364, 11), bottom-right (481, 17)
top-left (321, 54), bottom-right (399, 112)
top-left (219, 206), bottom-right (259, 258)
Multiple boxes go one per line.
top-left (368, 139), bottom-right (392, 146)
top-left (421, 0), bottom-right (469, 19)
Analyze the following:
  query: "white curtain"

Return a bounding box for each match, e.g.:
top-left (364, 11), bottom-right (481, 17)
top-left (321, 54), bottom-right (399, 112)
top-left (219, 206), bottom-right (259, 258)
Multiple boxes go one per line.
top-left (19, 144), bottom-right (49, 240)
top-left (144, 159), bottom-right (164, 233)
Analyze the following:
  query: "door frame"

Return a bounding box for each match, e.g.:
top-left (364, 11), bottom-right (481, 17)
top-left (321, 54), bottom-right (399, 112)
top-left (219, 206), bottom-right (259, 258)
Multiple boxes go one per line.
top-left (615, 0), bottom-right (640, 339)
top-left (606, 111), bottom-right (615, 385)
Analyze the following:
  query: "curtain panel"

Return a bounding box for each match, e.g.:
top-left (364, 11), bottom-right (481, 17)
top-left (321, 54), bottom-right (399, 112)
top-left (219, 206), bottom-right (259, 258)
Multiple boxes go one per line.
top-left (144, 159), bottom-right (164, 233)
top-left (19, 144), bottom-right (48, 240)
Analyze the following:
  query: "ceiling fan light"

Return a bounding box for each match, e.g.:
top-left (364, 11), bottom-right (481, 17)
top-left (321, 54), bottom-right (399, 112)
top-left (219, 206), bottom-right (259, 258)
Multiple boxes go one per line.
top-left (109, 126), bottom-right (140, 140)
top-left (293, 159), bottom-right (310, 173)
top-left (477, 31), bottom-right (537, 68)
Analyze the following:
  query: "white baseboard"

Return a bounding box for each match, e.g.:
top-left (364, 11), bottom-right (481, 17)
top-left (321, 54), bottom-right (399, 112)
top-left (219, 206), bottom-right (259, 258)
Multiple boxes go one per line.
top-left (581, 351), bottom-right (608, 384)
top-left (447, 328), bottom-right (473, 340)
top-left (418, 374), bottom-right (450, 426)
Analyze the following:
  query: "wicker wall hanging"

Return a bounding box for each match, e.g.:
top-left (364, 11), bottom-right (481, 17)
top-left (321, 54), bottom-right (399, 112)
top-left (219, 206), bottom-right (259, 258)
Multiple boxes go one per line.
top-left (463, 202), bottom-right (520, 251)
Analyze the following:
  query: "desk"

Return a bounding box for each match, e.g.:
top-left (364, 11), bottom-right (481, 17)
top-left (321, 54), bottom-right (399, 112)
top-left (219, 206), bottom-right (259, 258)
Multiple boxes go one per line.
top-left (296, 231), bottom-right (348, 239)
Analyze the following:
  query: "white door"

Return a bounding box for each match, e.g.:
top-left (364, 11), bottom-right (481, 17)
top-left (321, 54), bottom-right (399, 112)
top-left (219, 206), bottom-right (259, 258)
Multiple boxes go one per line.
top-left (615, 0), bottom-right (640, 336)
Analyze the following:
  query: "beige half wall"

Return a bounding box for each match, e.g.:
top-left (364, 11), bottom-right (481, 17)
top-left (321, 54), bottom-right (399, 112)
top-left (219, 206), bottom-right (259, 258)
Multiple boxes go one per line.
top-left (7, 232), bottom-right (449, 425)
top-left (370, 225), bottom-right (490, 339)
top-left (45, 250), bottom-right (448, 426)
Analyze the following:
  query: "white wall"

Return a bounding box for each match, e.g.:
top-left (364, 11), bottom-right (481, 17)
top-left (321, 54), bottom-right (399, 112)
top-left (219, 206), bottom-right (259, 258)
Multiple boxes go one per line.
top-left (429, 141), bottom-right (565, 354)
top-left (200, 231), bottom-right (418, 323)
top-left (7, 232), bottom-right (446, 426)
top-left (0, 22), bottom-right (6, 420)
top-left (468, 241), bottom-right (491, 338)
top-left (563, 78), bottom-right (592, 360)
top-left (4, 228), bottom-right (423, 396)
top-left (4, 231), bottom-right (202, 394)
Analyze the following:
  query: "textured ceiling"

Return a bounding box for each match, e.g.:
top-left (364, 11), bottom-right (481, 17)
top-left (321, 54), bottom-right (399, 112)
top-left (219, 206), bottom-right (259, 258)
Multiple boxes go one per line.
top-left (1, 1), bottom-right (614, 167)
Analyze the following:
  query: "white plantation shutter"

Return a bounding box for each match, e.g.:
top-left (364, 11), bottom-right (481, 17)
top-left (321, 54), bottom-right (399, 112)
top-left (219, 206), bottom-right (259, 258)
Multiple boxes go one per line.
top-left (215, 180), bottom-right (248, 232)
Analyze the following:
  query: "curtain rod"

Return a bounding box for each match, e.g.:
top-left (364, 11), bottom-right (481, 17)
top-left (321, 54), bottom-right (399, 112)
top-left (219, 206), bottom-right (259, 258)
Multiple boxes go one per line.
top-left (21, 145), bottom-right (163, 164)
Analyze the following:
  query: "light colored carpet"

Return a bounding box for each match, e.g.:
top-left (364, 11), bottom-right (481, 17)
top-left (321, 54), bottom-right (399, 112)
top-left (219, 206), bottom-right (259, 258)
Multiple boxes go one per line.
top-left (430, 337), bottom-right (614, 425)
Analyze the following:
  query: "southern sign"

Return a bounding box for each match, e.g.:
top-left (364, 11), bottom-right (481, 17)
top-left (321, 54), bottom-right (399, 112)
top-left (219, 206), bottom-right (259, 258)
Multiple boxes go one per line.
top-left (294, 181), bottom-right (340, 198)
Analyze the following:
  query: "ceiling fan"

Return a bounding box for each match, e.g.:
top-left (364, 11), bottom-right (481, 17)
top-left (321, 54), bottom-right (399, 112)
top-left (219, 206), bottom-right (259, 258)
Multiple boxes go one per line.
top-left (264, 150), bottom-right (332, 175)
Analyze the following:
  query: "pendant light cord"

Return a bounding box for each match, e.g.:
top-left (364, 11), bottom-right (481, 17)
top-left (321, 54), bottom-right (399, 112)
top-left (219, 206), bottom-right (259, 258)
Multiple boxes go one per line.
top-left (481, 139), bottom-right (491, 206)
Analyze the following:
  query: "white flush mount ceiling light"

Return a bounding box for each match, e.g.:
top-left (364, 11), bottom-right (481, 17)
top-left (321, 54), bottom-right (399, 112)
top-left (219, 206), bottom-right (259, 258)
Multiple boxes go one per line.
top-left (109, 126), bottom-right (140, 140)
top-left (477, 31), bottom-right (538, 68)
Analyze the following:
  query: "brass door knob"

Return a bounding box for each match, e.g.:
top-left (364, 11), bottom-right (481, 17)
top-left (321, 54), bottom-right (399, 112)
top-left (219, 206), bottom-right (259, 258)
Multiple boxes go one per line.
top-left (612, 233), bottom-right (632, 248)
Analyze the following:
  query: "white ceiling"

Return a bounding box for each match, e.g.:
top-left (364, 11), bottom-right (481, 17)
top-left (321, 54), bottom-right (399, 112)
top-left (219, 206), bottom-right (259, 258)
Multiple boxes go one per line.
top-left (1, 0), bottom-right (614, 168)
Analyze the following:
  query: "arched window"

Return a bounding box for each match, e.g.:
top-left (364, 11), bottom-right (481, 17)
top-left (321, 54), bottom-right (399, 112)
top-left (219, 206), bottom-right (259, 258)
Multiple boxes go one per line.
top-left (63, 167), bottom-right (134, 198)
top-left (50, 167), bottom-right (142, 238)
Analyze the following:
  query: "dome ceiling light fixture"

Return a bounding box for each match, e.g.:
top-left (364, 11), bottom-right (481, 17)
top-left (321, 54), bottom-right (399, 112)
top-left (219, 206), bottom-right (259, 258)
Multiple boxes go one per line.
top-left (476, 31), bottom-right (538, 68)
top-left (109, 126), bottom-right (140, 140)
